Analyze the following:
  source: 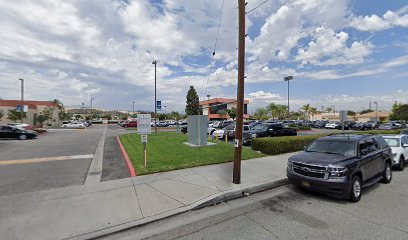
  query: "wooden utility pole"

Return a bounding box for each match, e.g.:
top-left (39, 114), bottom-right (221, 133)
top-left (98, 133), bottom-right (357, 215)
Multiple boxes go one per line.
top-left (233, 0), bottom-right (245, 184)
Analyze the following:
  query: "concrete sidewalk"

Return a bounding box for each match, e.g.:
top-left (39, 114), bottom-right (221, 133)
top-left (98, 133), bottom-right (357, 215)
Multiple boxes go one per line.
top-left (0, 152), bottom-right (295, 240)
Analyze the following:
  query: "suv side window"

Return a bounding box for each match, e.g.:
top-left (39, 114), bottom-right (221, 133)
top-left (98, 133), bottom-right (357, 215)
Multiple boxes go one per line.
top-left (367, 138), bottom-right (379, 152)
top-left (401, 136), bottom-right (408, 146)
top-left (374, 137), bottom-right (388, 149)
top-left (359, 139), bottom-right (378, 156)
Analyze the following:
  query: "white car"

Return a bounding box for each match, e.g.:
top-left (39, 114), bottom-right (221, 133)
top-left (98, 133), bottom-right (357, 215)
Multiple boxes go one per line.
top-left (62, 122), bottom-right (86, 129)
top-left (382, 135), bottom-right (408, 170)
top-left (7, 123), bottom-right (30, 128)
top-left (325, 122), bottom-right (339, 129)
top-left (212, 128), bottom-right (226, 139)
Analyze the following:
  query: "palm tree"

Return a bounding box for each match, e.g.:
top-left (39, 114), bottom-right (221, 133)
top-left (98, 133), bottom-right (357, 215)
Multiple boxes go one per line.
top-left (267, 103), bottom-right (278, 120)
top-left (253, 108), bottom-right (269, 120)
top-left (309, 107), bottom-right (317, 120)
top-left (301, 104), bottom-right (312, 120)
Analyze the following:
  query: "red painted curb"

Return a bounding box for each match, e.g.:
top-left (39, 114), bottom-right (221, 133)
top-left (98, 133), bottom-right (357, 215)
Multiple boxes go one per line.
top-left (117, 136), bottom-right (136, 177)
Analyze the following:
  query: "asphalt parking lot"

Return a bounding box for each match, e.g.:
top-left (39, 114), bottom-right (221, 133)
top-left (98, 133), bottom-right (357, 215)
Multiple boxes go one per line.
top-left (0, 126), bottom-right (105, 196)
top-left (109, 171), bottom-right (408, 240)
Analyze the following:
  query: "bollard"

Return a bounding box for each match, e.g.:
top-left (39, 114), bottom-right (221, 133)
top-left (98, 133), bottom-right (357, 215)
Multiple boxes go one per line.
top-left (225, 133), bottom-right (228, 143)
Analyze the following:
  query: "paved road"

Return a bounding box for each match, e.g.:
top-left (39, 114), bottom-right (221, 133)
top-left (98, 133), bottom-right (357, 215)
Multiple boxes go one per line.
top-left (102, 171), bottom-right (408, 240)
top-left (101, 124), bottom-right (132, 181)
top-left (0, 126), bottom-right (105, 196)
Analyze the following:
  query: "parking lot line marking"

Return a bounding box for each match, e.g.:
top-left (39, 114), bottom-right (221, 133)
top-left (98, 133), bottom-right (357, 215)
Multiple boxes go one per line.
top-left (0, 154), bottom-right (94, 166)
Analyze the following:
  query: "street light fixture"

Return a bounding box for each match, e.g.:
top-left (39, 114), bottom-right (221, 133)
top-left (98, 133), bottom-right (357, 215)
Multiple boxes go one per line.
top-left (284, 76), bottom-right (293, 119)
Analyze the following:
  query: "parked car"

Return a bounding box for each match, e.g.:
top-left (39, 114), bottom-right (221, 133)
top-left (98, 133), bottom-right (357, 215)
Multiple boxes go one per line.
top-left (7, 123), bottom-right (30, 128)
top-left (340, 121), bottom-right (356, 130)
top-left (216, 120), bottom-right (234, 129)
top-left (382, 135), bottom-right (408, 170)
top-left (364, 120), bottom-right (379, 130)
top-left (0, 126), bottom-right (37, 140)
top-left (212, 128), bottom-right (227, 139)
top-left (81, 120), bottom-right (92, 127)
top-left (325, 122), bottom-right (340, 129)
top-left (225, 125), bottom-right (251, 140)
top-left (352, 122), bottom-right (367, 131)
top-left (287, 134), bottom-right (392, 202)
top-left (247, 123), bottom-right (297, 142)
top-left (379, 123), bottom-right (397, 130)
top-left (62, 122), bottom-right (86, 128)
top-left (123, 121), bottom-right (137, 128)
top-left (313, 121), bottom-right (327, 129)
top-left (156, 121), bottom-right (169, 127)
top-left (390, 120), bottom-right (407, 129)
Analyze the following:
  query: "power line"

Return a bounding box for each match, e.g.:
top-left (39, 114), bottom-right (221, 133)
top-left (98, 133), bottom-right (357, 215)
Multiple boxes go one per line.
top-left (200, 0), bottom-right (225, 101)
top-left (246, 0), bottom-right (273, 14)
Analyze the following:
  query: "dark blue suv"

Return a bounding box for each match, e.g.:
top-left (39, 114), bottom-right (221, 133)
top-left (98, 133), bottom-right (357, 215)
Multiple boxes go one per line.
top-left (287, 134), bottom-right (393, 202)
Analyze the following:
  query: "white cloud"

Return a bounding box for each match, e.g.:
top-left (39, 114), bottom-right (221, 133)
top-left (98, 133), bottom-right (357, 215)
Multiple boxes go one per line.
top-left (296, 27), bottom-right (373, 66)
top-left (350, 6), bottom-right (408, 31)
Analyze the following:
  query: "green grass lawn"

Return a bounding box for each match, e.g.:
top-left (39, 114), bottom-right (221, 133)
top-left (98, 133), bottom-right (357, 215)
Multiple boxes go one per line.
top-left (119, 132), bottom-right (265, 175)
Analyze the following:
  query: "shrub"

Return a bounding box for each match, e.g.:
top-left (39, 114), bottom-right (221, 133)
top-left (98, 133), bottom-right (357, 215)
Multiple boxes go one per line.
top-left (252, 135), bottom-right (324, 155)
top-left (353, 129), bottom-right (402, 135)
top-left (298, 126), bottom-right (312, 131)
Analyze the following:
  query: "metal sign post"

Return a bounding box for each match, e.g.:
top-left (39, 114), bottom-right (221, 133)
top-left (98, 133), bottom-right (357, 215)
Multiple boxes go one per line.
top-left (137, 114), bottom-right (152, 167)
top-left (141, 135), bottom-right (148, 167)
top-left (339, 110), bottom-right (347, 133)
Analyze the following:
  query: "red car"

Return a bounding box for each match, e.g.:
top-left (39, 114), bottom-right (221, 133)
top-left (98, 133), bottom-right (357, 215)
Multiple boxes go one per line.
top-left (123, 121), bottom-right (137, 128)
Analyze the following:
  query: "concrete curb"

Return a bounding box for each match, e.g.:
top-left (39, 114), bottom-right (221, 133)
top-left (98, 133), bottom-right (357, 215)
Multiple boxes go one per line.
top-left (117, 136), bottom-right (136, 177)
top-left (67, 177), bottom-right (289, 240)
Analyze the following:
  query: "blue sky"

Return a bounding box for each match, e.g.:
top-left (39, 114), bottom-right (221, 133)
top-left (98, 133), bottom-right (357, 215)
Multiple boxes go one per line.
top-left (0, 0), bottom-right (407, 113)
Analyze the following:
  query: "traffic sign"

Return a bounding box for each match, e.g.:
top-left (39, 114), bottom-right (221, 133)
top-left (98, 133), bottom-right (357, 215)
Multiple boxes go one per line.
top-left (339, 110), bottom-right (348, 121)
top-left (137, 114), bottom-right (151, 134)
top-left (16, 105), bottom-right (22, 111)
top-left (141, 134), bottom-right (148, 143)
top-left (156, 101), bottom-right (161, 110)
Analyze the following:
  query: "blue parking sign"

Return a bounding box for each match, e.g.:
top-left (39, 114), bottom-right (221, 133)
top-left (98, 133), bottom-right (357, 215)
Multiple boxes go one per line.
top-left (16, 105), bottom-right (22, 111)
top-left (156, 101), bottom-right (161, 110)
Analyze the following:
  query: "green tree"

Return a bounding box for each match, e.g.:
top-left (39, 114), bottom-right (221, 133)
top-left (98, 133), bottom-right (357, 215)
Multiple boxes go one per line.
top-left (0, 109), bottom-right (4, 120)
top-left (102, 114), bottom-right (112, 120)
top-left (390, 103), bottom-right (408, 121)
top-left (268, 104), bottom-right (288, 120)
top-left (36, 114), bottom-right (48, 126)
top-left (58, 111), bottom-right (69, 121)
top-left (301, 104), bottom-right (312, 120)
top-left (7, 109), bottom-right (26, 122)
top-left (217, 110), bottom-right (228, 118)
top-left (347, 110), bottom-right (356, 116)
top-left (157, 113), bottom-right (166, 121)
top-left (226, 108), bottom-right (237, 120)
top-left (168, 111), bottom-right (181, 120)
top-left (185, 86), bottom-right (200, 115)
top-left (253, 108), bottom-right (269, 120)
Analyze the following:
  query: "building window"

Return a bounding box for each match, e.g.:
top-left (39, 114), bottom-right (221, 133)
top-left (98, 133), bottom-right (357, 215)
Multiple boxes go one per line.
top-left (210, 103), bottom-right (227, 113)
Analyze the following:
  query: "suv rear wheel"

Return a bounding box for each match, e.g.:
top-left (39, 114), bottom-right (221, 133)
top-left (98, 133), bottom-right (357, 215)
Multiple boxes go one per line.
top-left (381, 162), bottom-right (392, 183)
top-left (398, 156), bottom-right (405, 171)
top-left (349, 176), bottom-right (362, 202)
